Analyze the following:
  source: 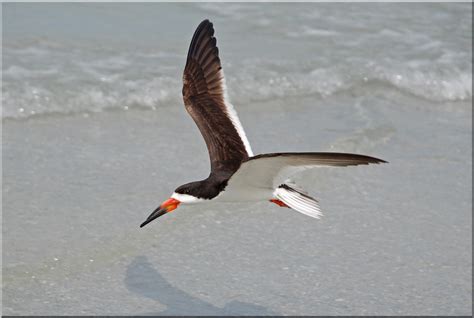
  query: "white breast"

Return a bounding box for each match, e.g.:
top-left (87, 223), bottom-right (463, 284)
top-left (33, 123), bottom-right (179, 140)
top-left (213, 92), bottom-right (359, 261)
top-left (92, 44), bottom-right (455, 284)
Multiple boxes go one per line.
top-left (171, 192), bottom-right (206, 204)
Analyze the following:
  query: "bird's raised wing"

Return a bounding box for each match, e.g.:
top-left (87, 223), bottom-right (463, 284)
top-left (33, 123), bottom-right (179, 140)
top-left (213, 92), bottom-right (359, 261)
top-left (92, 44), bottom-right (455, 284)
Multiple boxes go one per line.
top-left (225, 152), bottom-right (387, 190)
top-left (182, 20), bottom-right (253, 174)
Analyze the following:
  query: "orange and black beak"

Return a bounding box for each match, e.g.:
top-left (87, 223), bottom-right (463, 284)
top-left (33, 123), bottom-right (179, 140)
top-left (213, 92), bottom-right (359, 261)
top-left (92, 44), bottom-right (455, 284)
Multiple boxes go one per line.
top-left (140, 198), bottom-right (180, 228)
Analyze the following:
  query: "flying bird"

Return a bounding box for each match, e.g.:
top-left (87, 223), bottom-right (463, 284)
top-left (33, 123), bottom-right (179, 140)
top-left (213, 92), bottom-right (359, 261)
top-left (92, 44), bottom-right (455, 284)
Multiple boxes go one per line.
top-left (140, 20), bottom-right (386, 228)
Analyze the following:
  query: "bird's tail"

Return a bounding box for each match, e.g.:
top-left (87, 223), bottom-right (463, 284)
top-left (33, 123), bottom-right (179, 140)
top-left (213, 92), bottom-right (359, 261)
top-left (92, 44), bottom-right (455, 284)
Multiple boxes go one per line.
top-left (273, 184), bottom-right (322, 219)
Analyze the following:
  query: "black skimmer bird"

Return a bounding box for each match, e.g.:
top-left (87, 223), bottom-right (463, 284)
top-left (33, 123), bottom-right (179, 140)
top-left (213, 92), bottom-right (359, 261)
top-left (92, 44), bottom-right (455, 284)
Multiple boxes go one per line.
top-left (140, 20), bottom-right (386, 228)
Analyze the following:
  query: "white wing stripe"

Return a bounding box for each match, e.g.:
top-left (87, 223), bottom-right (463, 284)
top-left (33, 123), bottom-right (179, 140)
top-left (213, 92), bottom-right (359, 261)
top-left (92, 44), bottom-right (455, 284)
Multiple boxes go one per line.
top-left (221, 76), bottom-right (253, 156)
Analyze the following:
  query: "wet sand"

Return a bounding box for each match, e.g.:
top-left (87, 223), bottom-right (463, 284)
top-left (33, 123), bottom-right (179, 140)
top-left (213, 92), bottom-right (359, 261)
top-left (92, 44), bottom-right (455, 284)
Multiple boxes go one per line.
top-left (2, 90), bottom-right (472, 315)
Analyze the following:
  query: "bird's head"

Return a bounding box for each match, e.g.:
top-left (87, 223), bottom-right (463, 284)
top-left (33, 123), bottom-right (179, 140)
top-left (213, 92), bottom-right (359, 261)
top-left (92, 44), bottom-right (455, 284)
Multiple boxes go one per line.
top-left (140, 183), bottom-right (204, 228)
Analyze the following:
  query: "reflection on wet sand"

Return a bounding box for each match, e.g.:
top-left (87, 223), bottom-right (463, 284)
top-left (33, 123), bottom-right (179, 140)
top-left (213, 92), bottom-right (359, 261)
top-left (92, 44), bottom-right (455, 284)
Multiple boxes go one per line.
top-left (125, 256), bottom-right (279, 316)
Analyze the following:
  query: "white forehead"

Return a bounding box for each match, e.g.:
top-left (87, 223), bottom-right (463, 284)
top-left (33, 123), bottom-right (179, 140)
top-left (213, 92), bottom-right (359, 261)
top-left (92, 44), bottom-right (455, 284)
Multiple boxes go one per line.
top-left (171, 192), bottom-right (205, 204)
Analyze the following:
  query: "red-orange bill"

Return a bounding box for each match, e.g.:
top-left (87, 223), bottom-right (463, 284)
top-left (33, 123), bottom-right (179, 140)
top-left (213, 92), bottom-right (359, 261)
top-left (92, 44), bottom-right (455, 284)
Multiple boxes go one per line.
top-left (140, 198), bottom-right (180, 228)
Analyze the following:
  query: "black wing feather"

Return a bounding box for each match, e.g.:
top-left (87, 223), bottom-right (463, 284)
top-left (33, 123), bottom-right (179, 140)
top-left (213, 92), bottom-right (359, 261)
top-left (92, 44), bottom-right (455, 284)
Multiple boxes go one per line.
top-left (183, 20), bottom-right (249, 175)
top-left (247, 152), bottom-right (388, 166)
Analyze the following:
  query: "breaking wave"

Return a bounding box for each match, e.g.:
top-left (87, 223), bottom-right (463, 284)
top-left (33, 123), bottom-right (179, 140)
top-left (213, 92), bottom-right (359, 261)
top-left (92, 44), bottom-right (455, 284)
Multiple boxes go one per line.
top-left (3, 52), bottom-right (471, 120)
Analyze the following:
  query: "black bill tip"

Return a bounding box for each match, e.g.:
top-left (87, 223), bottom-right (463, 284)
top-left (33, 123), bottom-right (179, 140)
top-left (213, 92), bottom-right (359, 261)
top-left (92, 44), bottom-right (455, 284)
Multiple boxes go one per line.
top-left (140, 207), bottom-right (168, 228)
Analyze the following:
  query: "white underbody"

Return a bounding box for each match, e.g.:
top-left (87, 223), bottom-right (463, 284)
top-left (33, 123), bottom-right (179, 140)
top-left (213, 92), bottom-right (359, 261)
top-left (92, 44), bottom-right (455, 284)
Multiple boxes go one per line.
top-left (170, 155), bottom-right (327, 219)
top-left (171, 186), bottom-right (273, 203)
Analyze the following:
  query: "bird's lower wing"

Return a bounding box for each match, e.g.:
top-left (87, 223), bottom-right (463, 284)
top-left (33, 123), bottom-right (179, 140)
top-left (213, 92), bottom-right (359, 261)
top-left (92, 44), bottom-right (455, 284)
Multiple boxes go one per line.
top-left (225, 152), bottom-right (387, 190)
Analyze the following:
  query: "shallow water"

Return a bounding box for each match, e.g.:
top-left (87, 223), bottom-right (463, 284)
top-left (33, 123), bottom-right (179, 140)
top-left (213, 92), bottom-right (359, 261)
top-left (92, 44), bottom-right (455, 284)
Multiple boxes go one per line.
top-left (2, 3), bottom-right (472, 315)
top-left (2, 3), bottom-right (472, 119)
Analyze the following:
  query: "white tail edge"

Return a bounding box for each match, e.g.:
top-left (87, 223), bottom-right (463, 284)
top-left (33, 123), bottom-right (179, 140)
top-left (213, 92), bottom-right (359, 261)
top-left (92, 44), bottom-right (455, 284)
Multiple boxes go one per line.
top-left (273, 184), bottom-right (323, 219)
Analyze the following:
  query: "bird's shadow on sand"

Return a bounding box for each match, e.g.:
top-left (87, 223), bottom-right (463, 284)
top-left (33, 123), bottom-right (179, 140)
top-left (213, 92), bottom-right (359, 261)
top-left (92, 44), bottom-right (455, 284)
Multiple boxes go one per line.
top-left (125, 256), bottom-right (279, 316)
